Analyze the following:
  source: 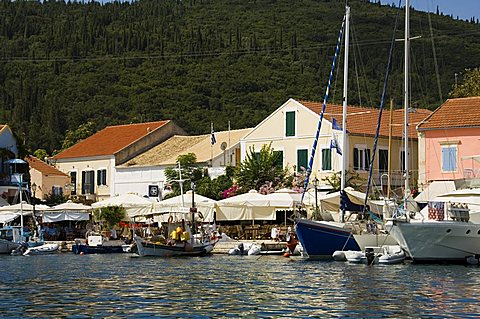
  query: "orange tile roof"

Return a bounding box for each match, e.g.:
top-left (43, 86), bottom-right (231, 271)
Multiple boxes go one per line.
top-left (299, 100), bottom-right (432, 139)
top-left (417, 97), bottom-right (480, 130)
top-left (54, 120), bottom-right (170, 159)
top-left (26, 155), bottom-right (68, 176)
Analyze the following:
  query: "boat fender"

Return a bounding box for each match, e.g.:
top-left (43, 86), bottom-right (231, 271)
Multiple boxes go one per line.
top-left (168, 216), bottom-right (173, 224)
top-left (197, 212), bottom-right (204, 220)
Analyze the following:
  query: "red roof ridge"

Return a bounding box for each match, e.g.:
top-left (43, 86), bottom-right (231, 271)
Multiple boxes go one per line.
top-left (54, 120), bottom-right (172, 159)
top-left (26, 155), bottom-right (68, 176)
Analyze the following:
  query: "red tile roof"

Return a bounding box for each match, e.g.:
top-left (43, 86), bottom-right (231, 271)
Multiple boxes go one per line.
top-left (417, 97), bottom-right (480, 130)
top-left (300, 100), bottom-right (432, 139)
top-left (54, 120), bottom-right (170, 159)
top-left (26, 155), bottom-right (68, 176)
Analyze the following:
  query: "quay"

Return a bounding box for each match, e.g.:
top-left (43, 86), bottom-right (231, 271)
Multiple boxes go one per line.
top-left (44, 240), bottom-right (287, 254)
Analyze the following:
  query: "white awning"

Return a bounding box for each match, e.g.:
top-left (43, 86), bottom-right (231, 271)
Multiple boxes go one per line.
top-left (42, 212), bottom-right (90, 223)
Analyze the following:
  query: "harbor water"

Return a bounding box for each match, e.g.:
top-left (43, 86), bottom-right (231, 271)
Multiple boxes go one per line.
top-left (1, 253), bottom-right (480, 318)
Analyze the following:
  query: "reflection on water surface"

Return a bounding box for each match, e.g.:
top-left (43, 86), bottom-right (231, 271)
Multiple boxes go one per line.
top-left (0, 254), bottom-right (480, 318)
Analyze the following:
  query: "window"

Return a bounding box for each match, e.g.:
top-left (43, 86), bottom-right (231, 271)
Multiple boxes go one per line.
top-left (82, 171), bottom-right (95, 194)
top-left (322, 148), bottom-right (332, 171)
top-left (52, 186), bottom-right (63, 196)
top-left (442, 145), bottom-right (457, 172)
top-left (97, 169), bottom-right (107, 186)
top-left (273, 150), bottom-right (284, 168)
top-left (379, 149), bottom-right (388, 172)
top-left (285, 111), bottom-right (295, 137)
top-left (297, 149), bottom-right (308, 172)
top-left (70, 171), bottom-right (77, 196)
top-left (353, 147), bottom-right (371, 171)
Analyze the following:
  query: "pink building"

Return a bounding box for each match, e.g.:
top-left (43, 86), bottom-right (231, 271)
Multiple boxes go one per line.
top-left (417, 97), bottom-right (480, 189)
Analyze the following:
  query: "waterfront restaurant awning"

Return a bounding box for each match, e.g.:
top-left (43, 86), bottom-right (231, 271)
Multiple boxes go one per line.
top-left (215, 190), bottom-right (275, 221)
top-left (91, 193), bottom-right (154, 218)
top-left (42, 201), bottom-right (92, 222)
top-left (153, 191), bottom-right (216, 222)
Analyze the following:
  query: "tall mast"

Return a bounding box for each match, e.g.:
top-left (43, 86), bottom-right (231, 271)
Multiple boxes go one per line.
top-left (341, 5), bottom-right (350, 222)
top-left (404, 0), bottom-right (410, 200)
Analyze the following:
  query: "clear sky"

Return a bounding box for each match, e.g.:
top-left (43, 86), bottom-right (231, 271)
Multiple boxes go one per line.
top-left (392, 0), bottom-right (480, 21)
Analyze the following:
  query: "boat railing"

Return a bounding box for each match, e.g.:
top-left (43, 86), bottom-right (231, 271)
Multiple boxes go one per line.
top-left (447, 203), bottom-right (470, 222)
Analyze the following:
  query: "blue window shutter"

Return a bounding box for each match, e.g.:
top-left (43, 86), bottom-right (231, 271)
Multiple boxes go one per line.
top-left (442, 147), bottom-right (457, 171)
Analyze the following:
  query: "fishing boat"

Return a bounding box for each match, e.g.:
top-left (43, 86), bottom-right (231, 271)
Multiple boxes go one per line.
top-left (295, 5), bottom-right (397, 259)
top-left (385, 0), bottom-right (480, 263)
top-left (133, 221), bottom-right (218, 257)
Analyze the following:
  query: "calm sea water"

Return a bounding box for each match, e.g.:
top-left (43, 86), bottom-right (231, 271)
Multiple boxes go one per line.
top-left (0, 253), bottom-right (479, 318)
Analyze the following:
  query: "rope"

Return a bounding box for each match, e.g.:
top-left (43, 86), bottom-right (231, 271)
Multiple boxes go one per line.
top-left (301, 15), bottom-right (346, 204)
top-left (362, 0), bottom-right (402, 214)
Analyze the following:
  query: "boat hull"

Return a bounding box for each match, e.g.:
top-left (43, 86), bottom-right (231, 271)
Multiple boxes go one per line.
top-left (72, 244), bottom-right (125, 254)
top-left (0, 239), bottom-right (20, 254)
top-left (134, 236), bottom-right (215, 257)
top-left (388, 220), bottom-right (480, 262)
top-left (295, 219), bottom-right (396, 259)
top-left (295, 219), bottom-right (360, 258)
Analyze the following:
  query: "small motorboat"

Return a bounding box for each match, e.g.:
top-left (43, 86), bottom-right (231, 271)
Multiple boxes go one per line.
top-left (228, 242), bottom-right (262, 256)
top-left (72, 232), bottom-right (126, 254)
top-left (23, 243), bottom-right (59, 256)
top-left (335, 245), bottom-right (405, 265)
top-left (377, 245), bottom-right (406, 265)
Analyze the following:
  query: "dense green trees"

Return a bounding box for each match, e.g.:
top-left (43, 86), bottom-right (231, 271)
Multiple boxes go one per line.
top-left (0, 0), bottom-right (478, 155)
top-left (449, 68), bottom-right (480, 98)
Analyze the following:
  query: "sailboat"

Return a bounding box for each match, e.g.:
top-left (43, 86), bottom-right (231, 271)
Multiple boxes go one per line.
top-left (385, 0), bottom-right (480, 263)
top-left (295, 5), bottom-right (397, 259)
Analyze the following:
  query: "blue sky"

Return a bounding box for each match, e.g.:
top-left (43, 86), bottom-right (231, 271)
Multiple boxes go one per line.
top-left (388, 0), bottom-right (480, 21)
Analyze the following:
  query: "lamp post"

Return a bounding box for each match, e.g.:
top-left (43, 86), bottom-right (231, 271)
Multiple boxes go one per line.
top-left (31, 182), bottom-right (37, 218)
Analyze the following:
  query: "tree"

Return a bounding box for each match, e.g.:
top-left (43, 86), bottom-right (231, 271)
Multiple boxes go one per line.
top-left (33, 149), bottom-right (49, 161)
top-left (164, 153), bottom-right (204, 196)
top-left (234, 143), bottom-right (291, 192)
top-left (321, 170), bottom-right (364, 192)
top-left (449, 68), bottom-right (480, 98)
top-left (93, 206), bottom-right (126, 230)
top-left (60, 121), bottom-right (96, 151)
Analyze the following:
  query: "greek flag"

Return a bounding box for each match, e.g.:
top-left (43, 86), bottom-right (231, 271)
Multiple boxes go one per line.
top-left (211, 123), bottom-right (216, 145)
top-left (332, 117), bottom-right (342, 130)
top-left (330, 132), bottom-right (342, 155)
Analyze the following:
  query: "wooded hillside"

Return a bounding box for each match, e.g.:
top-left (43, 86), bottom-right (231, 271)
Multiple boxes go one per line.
top-left (0, 0), bottom-right (479, 155)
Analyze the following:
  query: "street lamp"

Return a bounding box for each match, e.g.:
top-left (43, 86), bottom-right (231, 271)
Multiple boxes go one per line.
top-left (31, 182), bottom-right (37, 218)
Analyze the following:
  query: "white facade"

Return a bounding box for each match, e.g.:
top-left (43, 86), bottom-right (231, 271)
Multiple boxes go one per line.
top-left (241, 98), bottom-right (344, 181)
top-left (115, 166), bottom-right (167, 200)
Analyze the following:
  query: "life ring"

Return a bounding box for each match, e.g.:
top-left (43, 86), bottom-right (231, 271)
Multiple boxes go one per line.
top-left (167, 215), bottom-right (173, 224)
top-left (197, 212), bottom-right (204, 220)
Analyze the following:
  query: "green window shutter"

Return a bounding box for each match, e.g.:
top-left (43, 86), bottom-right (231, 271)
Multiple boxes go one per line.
top-left (379, 149), bottom-right (388, 172)
top-left (285, 111), bottom-right (295, 136)
top-left (297, 149), bottom-right (308, 172)
top-left (274, 150), bottom-right (284, 168)
top-left (353, 148), bottom-right (359, 170)
top-left (322, 149), bottom-right (332, 170)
